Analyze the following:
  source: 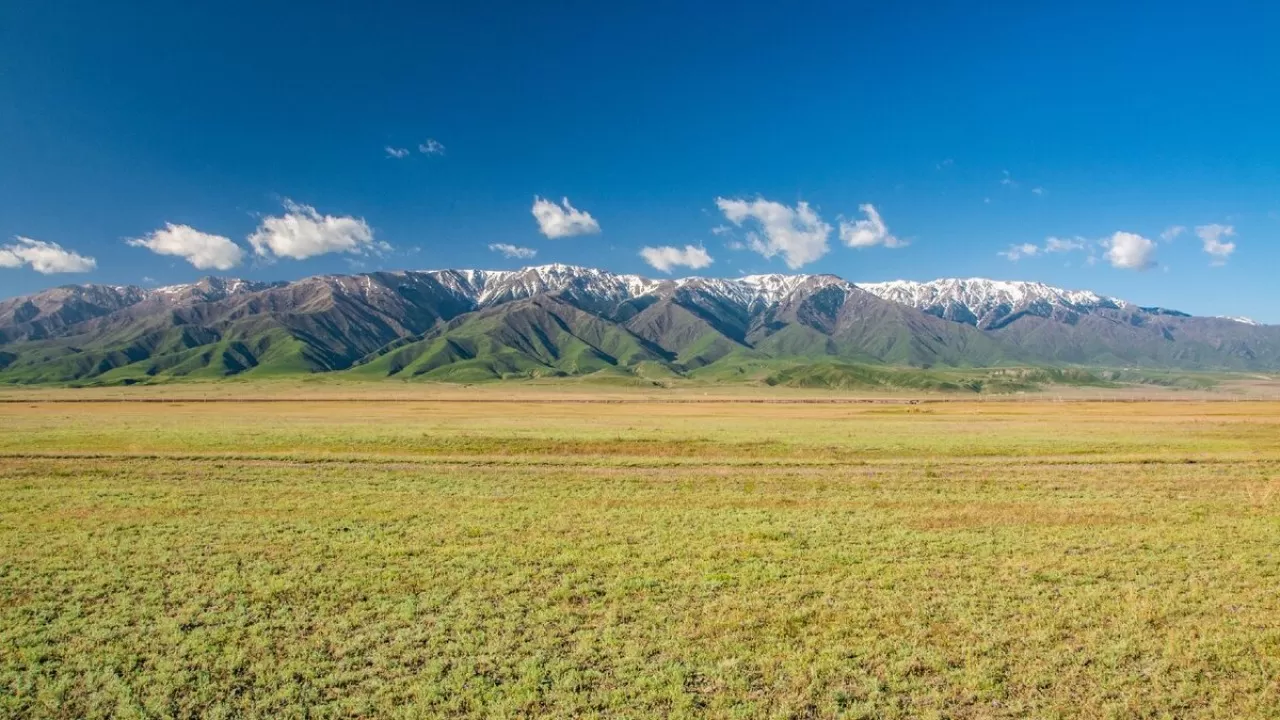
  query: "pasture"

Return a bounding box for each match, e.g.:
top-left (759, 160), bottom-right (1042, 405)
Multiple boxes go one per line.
top-left (1, 394), bottom-right (1278, 717)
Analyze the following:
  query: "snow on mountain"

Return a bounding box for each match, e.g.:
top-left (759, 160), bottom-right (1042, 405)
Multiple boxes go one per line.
top-left (391, 264), bottom-right (831, 312)
top-left (1219, 316), bottom-right (1261, 326)
top-left (856, 278), bottom-right (1127, 328)
top-left (149, 277), bottom-right (277, 303)
top-left (737, 274), bottom-right (823, 306)
top-left (473, 264), bottom-right (661, 306)
top-left (858, 278), bottom-right (1119, 312)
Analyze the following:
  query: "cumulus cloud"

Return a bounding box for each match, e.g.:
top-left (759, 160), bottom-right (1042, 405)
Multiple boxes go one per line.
top-left (0, 237), bottom-right (96, 274)
top-left (838, 204), bottom-right (904, 249)
top-left (488, 243), bottom-right (537, 259)
top-left (419, 139), bottom-right (446, 156)
top-left (715, 197), bottom-right (830, 269)
top-left (248, 200), bottom-right (382, 261)
top-left (127, 223), bottom-right (244, 270)
top-left (385, 146), bottom-right (410, 159)
top-left (1160, 225), bottom-right (1186, 242)
top-left (531, 196), bottom-right (601, 238)
top-left (1103, 231), bottom-right (1157, 270)
top-left (1196, 224), bottom-right (1236, 264)
top-left (639, 245), bottom-right (713, 274)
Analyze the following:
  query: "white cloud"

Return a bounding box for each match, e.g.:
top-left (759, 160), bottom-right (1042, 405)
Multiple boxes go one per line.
top-left (127, 223), bottom-right (244, 270)
top-left (639, 245), bottom-right (713, 274)
top-left (531, 196), bottom-right (601, 238)
top-left (1031, 187), bottom-right (1045, 196)
top-left (248, 200), bottom-right (382, 261)
top-left (715, 197), bottom-right (830, 269)
top-left (488, 243), bottom-right (537, 259)
top-left (1044, 236), bottom-right (1086, 253)
top-left (998, 243), bottom-right (1041, 261)
top-left (1196, 224), bottom-right (1236, 264)
top-left (419, 139), bottom-right (446, 156)
top-left (1103, 231), bottom-right (1157, 270)
top-left (1000, 170), bottom-right (1018, 188)
top-left (1000, 236), bottom-right (1088, 261)
top-left (838, 204), bottom-right (905, 249)
top-left (0, 237), bottom-right (96, 274)
top-left (385, 146), bottom-right (410, 159)
top-left (1160, 225), bottom-right (1186, 242)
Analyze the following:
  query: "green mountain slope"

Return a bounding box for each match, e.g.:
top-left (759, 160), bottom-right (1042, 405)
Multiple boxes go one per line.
top-left (352, 296), bottom-right (671, 380)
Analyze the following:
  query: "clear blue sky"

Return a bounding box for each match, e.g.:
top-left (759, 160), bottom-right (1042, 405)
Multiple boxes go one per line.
top-left (2, 1), bottom-right (1278, 320)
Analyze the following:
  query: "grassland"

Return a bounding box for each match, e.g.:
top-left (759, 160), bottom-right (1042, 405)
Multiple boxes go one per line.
top-left (2, 392), bottom-right (1279, 718)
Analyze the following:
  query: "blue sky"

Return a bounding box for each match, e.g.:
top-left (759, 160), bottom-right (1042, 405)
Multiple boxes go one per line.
top-left (2, 1), bottom-right (1279, 320)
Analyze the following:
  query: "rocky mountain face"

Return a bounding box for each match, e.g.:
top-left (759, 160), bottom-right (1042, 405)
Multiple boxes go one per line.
top-left (0, 266), bottom-right (1276, 384)
top-left (859, 278), bottom-right (1280, 369)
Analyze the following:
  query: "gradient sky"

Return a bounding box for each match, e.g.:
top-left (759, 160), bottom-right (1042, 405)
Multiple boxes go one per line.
top-left (2, 1), bottom-right (1279, 320)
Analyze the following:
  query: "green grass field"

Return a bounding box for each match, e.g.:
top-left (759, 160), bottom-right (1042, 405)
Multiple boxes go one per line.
top-left (2, 395), bottom-right (1279, 717)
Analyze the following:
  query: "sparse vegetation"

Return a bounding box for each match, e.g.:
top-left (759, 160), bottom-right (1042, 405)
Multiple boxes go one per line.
top-left (2, 393), bottom-right (1279, 717)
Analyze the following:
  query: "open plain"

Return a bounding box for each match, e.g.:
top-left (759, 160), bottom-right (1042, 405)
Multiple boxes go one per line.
top-left (1, 390), bottom-right (1279, 718)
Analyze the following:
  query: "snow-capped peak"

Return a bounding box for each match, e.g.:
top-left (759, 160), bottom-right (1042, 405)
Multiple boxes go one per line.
top-left (149, 277), bottom-right (269, 302)
top-left (399, 265), bottom-right (845, 311)
top-left (736, 274), bottom-right (818, 304)
top-left (471, 264), bottom-right (659, 305)
top-left (856, 277), bottom-right (1127, 328)
top-left (859, 277), bottom-right (1116, 307)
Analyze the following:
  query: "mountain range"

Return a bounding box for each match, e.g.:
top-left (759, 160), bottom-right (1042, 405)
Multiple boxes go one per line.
top-left (0, 265), bottom-right (1276, 386)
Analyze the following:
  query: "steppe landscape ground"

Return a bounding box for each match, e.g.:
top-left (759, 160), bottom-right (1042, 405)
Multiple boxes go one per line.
top-left (1, 384), bottom-right (1278, 718)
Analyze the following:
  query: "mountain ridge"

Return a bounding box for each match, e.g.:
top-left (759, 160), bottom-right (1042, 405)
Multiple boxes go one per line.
top-left (1, 265), bottom-right (1276, 385)
top-left (10, 266), bottom-right (1265, 325)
